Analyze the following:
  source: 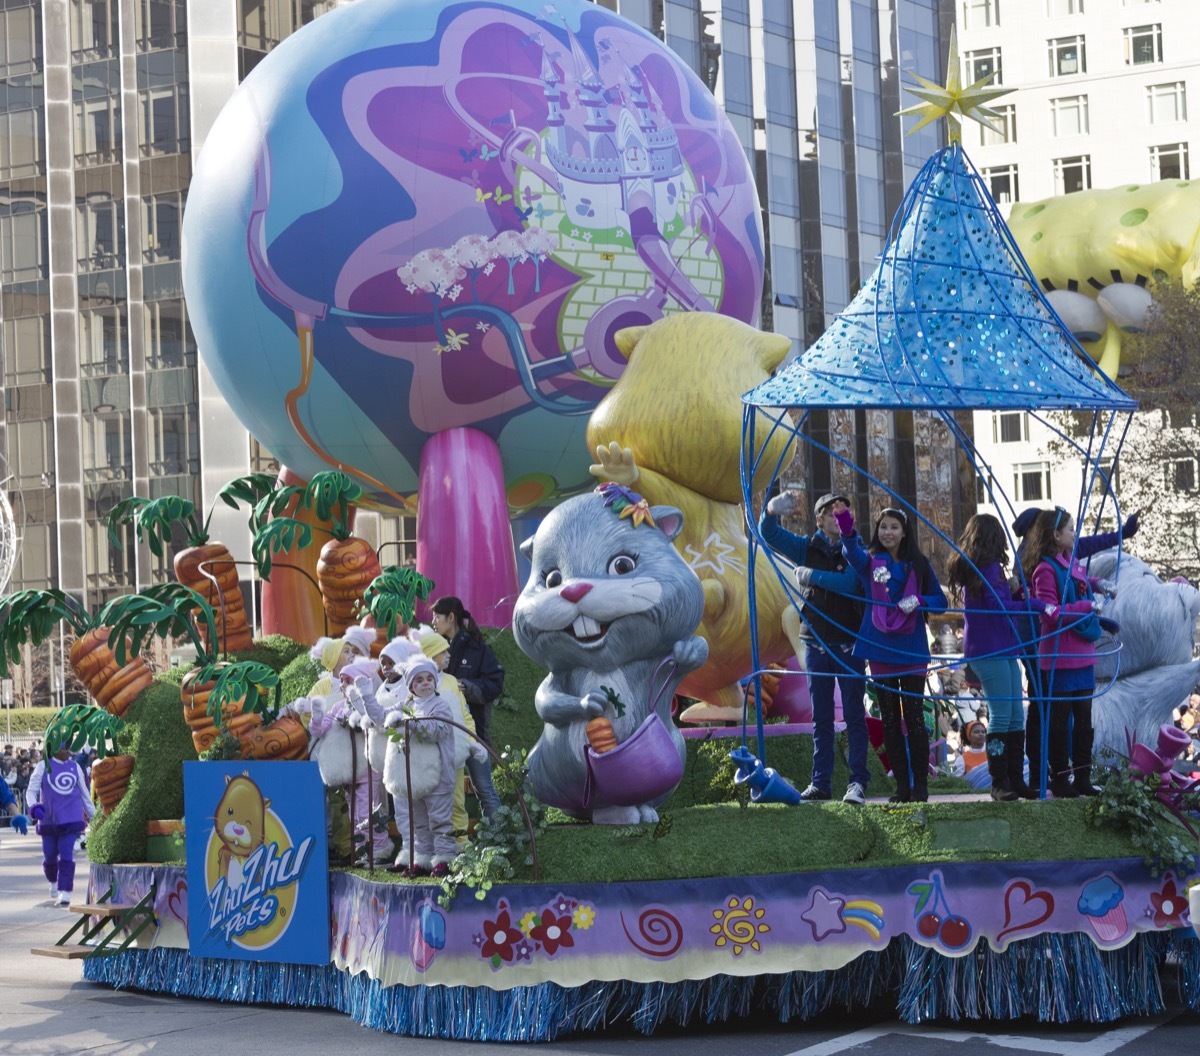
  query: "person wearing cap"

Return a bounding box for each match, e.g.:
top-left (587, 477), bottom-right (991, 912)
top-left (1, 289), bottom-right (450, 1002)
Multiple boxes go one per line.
top-left (1011, 507), bottom-right (1137, 794)
top-left (760, 489), bottom-right (870, 804)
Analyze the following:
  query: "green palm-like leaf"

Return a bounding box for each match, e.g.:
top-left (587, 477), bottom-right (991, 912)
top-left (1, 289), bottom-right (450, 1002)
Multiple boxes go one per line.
top-left (214, 473), bottom-right (283, 534)
top-left (251, 517), bottom-right (313, 581)
top-left (193, 661), bottom-right (282, 722)
top-left (0, 590), bottom-right (92, 677)
top-left (303, 471), bottom-right (361, 538)
top-left (44, 703), bottom-right (126, 758)
top-left (250, 483), bottom-right (307, 534)
top-left (98, 583), bottom-right (217, 665)
top-left (106, 496), bottom-right (152, 550)
top-left (360, 566), bottom-right (436, 638)
top-left (110, 494), bottom-right (204, 557)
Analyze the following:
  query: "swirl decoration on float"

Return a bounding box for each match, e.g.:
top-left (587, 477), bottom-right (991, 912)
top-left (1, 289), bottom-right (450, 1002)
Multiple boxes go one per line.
top-left (0, 453), bottom-right (21, 593)
top-left (620, 906), bottom-right (683, 959)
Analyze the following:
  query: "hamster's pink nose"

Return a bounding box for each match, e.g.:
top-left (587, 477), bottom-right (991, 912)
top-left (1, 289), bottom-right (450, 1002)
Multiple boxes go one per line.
top-left (560, 582), bottom-right (592, 602)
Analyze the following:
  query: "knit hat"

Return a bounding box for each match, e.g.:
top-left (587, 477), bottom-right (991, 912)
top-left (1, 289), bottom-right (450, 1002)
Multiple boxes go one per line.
top-left (419, 631), bottom-right (451, 660)
top-left (403, 655), bottom-right (439, 690)
top-left (1011, 508), bottom-right (1042, 538)
top-left (342, 624), bottom-right (373, 657)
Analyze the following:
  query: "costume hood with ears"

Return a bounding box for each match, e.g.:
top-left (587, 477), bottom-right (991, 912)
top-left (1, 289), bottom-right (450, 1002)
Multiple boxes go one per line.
top-left (342, 624), bottom-right (373, 658)
top-left (338, 660), bottom-right (378, 686)
top-left (380, 639), bottom-right (421, 668)
top-left (403, 655), bottom-right (440, 690)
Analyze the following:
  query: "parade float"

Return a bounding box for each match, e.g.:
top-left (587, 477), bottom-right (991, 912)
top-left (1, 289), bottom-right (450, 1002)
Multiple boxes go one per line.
top-left (7, 1), bottom-right (1200, 1044)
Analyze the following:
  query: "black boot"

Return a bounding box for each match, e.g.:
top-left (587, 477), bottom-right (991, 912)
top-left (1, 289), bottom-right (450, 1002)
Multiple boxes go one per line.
top-left (1048, 705), bottom-right (1079, 798)
top-left (1025, 699), bottom-right (1044, 795)
top-left (882, 716), bottom-right (910, 803)
top-left (903, 700), bottom-right (930, 802)
top-left (987, 733), bottom-right (1017, 801)
top-left (1006, 730), bottom-right (1036, 799)
top-left (1072, 725), bottom-right (1100, 796)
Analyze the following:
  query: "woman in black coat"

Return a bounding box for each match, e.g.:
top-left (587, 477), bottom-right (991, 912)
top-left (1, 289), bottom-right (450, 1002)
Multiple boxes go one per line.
top-left (431, 596), bottom-right (503, 817)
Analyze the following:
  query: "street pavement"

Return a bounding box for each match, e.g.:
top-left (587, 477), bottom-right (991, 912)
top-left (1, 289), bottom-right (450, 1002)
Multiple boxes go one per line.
top-left (3, 829), bottom-right (1200, 1055)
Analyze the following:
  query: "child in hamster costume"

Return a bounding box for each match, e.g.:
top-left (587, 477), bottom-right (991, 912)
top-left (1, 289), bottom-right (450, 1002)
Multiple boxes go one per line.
top-left (348, 655), bottom-right (457, 877)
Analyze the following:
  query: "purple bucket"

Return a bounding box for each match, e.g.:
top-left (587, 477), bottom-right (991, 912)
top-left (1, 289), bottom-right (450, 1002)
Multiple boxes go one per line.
top-left (582, 714), bottom-right (683, 809)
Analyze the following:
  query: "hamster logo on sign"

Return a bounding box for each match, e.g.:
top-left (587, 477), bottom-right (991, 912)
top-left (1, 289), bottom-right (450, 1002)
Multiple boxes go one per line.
top-left (185, 761), bottom-right (329, 964)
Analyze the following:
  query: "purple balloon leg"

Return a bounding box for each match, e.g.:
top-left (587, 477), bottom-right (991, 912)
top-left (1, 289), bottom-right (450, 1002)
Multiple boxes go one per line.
top-left (416, 428), bottom-right (518, 628)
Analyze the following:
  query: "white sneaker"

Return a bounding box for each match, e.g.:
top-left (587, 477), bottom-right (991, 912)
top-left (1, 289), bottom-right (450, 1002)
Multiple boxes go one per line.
top-left (57, 891), bottom-right (70, 906)
top-left (842, 782), bottom-right (867, 805)
top-left (48, 884), bottom-right (59, 901)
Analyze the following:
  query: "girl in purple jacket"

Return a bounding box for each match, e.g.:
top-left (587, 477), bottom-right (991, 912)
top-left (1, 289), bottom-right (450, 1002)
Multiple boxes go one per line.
top-left (1022, 508), bottom-right (1108, 798)
top-left (946, 514), bottom-right (1040, 801)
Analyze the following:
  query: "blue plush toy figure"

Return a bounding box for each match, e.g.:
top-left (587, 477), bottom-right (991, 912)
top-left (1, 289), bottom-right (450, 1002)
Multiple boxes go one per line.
top-left (0, 772), bottom-right (29, 834)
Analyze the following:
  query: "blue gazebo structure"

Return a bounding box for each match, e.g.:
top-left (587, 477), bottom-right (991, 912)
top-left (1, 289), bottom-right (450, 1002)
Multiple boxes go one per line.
top-left (736, 138), bottom-right (1137, 800)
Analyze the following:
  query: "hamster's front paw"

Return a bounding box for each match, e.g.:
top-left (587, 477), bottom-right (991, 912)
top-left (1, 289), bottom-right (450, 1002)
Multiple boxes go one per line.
top-left (581, 691), bottom-right (608, 719)
top-left (672, 635), bottom-right (709, 672)
top-left (637, 804), bottom-right (660, 824)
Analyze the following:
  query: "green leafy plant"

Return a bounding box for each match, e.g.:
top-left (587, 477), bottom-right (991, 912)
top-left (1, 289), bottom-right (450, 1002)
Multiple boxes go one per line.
top-left (251, 517), bottom-right (313, 580)
top-left (1085, 750), bottom-right (1200, 876)
top-left (106, 473), bottom-right (280, 555)
top-left (43, 703), bottom-right (126, 758)
top-left (359, 566), bottom-right (436, 638)
top-left (437, 745), bottom-right (548, 907)
top-left (0, 589), bottom-right (91, 678)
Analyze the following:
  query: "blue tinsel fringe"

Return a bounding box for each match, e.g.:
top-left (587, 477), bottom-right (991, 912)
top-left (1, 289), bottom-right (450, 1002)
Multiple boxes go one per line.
top-left (82, 931), bottom-right (1200, 1042)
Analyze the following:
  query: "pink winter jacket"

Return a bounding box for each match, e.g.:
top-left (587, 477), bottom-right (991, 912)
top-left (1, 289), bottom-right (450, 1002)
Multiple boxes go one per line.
top-left (1030, 553), bottom-right (1102, 670)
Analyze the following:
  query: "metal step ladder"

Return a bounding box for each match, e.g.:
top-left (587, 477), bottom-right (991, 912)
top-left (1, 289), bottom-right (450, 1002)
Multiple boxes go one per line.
top-left (31, 883), bottom-right (158, 960)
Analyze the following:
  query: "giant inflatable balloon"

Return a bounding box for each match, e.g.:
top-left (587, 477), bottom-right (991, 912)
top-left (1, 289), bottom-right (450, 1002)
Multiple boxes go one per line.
top-left (183, 0), bottom-right (764, 519)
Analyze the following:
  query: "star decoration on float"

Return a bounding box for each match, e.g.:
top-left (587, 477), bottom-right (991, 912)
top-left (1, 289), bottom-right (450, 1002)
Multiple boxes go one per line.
top-left (896, 26), bottom-right (1014, 144)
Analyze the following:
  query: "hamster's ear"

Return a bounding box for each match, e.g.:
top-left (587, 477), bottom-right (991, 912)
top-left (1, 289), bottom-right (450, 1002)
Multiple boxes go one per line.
top-left (519, 536), bottom-right (535, 560)
top-left (755, 332), bottom-right (793, 374)
top-left (613, 326), bottom-right (647, 360)
top-left (650, 506), bottom-right (685, 542)
top-left (225, 775), bottom-right (233, 785)
top-left (263, 798), bottom-right (271, 811)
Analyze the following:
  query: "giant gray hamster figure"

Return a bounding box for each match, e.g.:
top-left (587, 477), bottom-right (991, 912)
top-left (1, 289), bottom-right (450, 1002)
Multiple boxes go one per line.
top-left (514, 485), bottom-right (708, 825)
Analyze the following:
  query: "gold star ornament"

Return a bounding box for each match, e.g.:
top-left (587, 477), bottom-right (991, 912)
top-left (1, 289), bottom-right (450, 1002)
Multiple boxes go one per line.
top-left (897, 27), bottom-right (1014, 143)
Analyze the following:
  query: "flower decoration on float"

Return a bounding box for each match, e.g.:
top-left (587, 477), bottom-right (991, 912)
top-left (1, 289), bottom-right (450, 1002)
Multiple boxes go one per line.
top-left (597, 481), bottom-right (655, 528)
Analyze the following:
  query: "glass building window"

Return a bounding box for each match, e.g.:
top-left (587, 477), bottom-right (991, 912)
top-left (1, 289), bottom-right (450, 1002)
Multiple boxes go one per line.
top-left (139, 79), bottom-right (190, 156)
top-left (0, 197), bottom-right (48, 283)
top-left (148, 405), bottom-right (199, 477)
top-left (1014, 462), bottom-right (1050, 502)
top-left (1167, 457), bottom-right (1197, 493)
top-left (71, 0), bottom-right (119, 60)
top-left (1147, 82), bottom-right (1186, 124)
top-left (1124, 24), bottom-right (1162, 65)
top-left (962, 0), bottom-right (1000, 30)
top-left (73, 94), bottom-right (122, 167)
top-left (1048, 36), bottom-right (1086, 77)
top-left (1046, 0), bottom-right (1083, 14)
top-left (979, 103), bottom-right (1016, 145)
top-left (966, 47), bottom-right (1002, 85)
top-left (1054, 155), bottom-right (1091, 194)
top-left (144, 300), bottom-right (195, 369)
top-left (78, 305), bottom-right (128, 377)
top-left (994, 412), bottom-right (1027, 443)
top-left (136, 0), bottom-right (187, 52)
top-left (1050, 95), bottom-right (1089, 137)
top-left (0, 107), bottom-right (45, 179)
top-left (0, 4), bottom-right (40, 72)
top-left (983, 164), bottom-right (1019, 204)
top-left (2, 315), bottom-right (50, 387)
top-left (8, 417), bottom-right (52, 489)
top-left (76, 194), bottom-right (125, 272)
top-left (1150, 143), bottom-right (1189, 180)
top-left (142, 191), bottom-right (185, 261)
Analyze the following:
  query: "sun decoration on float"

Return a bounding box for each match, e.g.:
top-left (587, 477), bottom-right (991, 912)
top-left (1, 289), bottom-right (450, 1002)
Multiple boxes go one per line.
top-left (710, 895), bottom-right (770, 956)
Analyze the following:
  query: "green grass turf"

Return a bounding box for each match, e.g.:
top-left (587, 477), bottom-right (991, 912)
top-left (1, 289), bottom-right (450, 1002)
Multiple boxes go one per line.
top-left (90, 629), bottom-right (1167, 881)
